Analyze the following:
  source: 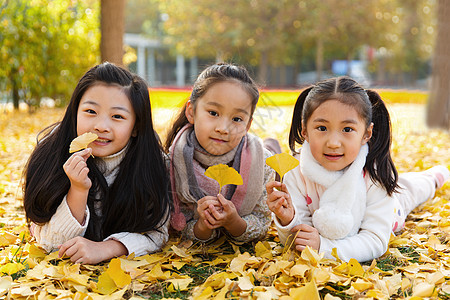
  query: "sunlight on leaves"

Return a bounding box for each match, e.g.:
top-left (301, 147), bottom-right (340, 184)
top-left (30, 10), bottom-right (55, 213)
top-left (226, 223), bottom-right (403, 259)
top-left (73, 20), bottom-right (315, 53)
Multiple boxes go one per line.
top-left (0, 262), bottom-right (25, 275)
top-left (0, 103), bottom-right (449, 299)
top-left (0, 276), bottom-right (12, 296)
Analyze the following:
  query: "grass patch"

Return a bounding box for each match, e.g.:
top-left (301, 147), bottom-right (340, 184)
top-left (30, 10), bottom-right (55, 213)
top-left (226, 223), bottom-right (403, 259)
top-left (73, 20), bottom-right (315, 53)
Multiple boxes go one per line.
top-left (376, 246), bottom-right (420, 272)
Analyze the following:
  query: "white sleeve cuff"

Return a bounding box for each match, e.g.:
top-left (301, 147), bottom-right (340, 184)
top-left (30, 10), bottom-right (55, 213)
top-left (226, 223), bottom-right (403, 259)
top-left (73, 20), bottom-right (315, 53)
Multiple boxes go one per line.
top-left (105, 222), bottom-right (169, 257)
top-left (272, 207), bottom-right (299, 245)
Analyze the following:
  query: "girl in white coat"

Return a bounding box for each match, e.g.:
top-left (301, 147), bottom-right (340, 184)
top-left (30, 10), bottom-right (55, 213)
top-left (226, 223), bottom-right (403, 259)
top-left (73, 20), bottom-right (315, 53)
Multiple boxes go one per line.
top-left (267, 76), bottom-right (449, 262)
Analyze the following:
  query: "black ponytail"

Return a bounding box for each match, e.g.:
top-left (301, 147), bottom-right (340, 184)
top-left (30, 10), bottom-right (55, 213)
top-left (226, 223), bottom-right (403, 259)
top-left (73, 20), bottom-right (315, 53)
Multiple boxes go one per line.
top-left (289, 87), bottom-right (313, 153)
top-left (164, 101), bottom-right (189, 153)
top-left (365, 90), bottom-right (399, 195)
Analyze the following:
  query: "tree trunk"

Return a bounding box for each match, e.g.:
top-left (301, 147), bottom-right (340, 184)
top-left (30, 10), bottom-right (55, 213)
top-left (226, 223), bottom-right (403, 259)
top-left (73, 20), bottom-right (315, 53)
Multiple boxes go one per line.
top-left (12, 75), bottom-right (19, 110)
top-left (315, 37), bottom-right (323, 82)
top-left (258, 51), bottom-right (269, 85)
top-left (100, 0), bottom-right (126, 66)
top-left (426, 0), bottom-right (450, 129)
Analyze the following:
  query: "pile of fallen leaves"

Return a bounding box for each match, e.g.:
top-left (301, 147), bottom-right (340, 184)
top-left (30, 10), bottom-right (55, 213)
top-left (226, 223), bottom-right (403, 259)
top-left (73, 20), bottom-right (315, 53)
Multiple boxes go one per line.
top-left (0, 103), bottom-right (449, 299)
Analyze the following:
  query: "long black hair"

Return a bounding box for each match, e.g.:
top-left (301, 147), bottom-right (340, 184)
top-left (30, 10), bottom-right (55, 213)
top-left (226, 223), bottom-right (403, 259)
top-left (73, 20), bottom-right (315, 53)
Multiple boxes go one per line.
top-left (289, 76), bottom-right (398, 195)
top-left (164, 62), bottom-right (259, 152)
top-left (23, 62), bottom-right (170, 240)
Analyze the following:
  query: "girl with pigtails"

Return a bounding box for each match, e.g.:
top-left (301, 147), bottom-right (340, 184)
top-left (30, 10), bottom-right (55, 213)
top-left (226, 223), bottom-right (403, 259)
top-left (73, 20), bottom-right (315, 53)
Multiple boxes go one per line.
top-left (267, 76), bottom-right (449, 262)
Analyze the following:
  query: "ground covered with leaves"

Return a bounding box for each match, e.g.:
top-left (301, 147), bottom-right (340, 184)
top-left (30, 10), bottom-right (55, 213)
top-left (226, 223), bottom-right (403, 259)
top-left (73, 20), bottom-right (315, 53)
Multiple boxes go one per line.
top-left (0, 102), bottom-right (449, 299)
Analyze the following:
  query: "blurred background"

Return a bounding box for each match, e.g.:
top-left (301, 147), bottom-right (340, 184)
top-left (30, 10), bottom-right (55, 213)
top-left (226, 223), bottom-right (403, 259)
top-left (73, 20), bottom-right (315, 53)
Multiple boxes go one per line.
top-left (1, 0), bottom-right (448, 128)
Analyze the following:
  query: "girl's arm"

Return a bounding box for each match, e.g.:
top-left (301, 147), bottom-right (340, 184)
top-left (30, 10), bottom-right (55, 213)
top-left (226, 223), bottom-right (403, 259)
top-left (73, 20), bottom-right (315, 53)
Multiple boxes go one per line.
top-left (63, 148), bottom-right (92, 224)
top-left (274, 163), bottom-right (312, 245)
top-left (32, 149), bottom-right (93, 252)
top-left (32, 196), bottom-right (90, 252)
top-left (58, 211), bottom-right (170, 264)
top-left (317, 185), bottom-right (394, 262)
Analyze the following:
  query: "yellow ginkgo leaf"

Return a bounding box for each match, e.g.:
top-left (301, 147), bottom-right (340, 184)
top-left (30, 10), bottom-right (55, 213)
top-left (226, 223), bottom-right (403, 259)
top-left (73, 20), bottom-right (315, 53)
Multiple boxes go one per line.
top-left (204, 164), bottom-right (243, 194)
top-left (0, 231), bottom-right (18, 246)
top-left (290, 280), bottom-right (320, 300)
top-left (0, 262), bottom-right (25, 276)
top-left (96, 272), bottom-right (116, 295)
top-left (69, 132), bottom-right (98, 153)
top-left (166, 277), bottom-right (193, 292)
top-left (106, 258), bottom-right (131, 289)
top-left (347, 258), bottom-right (365, 277)
top-left (265, 153), bottom-right (299, 181)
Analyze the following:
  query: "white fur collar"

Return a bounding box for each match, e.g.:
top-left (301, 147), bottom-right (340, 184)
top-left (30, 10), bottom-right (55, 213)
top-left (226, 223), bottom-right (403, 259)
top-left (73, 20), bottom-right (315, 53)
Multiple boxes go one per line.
top-left (300, 142), bottom-right (368, 239)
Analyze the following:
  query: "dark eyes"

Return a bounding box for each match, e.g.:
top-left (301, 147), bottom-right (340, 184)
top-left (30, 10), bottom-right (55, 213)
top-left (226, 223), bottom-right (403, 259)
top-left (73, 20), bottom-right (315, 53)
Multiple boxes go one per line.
top-left (315, 126), bottom-right (354, 132)
top-left (208, 111), bottom-right (243, 122)
top-left (84, 109), bottom-right (124, 120)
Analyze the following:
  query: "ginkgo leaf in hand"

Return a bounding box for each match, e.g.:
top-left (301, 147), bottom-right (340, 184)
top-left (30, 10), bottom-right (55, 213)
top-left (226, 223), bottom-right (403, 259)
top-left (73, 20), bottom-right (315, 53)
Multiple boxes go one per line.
top-left (266, 153), bottom-right (299, 181)
top-left (204, 164), bottom-right (243, 194)
top-left (69, 132), bottom-right (98, 153)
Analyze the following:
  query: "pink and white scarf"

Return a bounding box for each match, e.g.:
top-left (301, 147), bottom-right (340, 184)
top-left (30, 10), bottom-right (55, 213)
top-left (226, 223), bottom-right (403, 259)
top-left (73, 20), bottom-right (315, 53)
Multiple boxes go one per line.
top-left (169, 124), bottom-right (265, 231)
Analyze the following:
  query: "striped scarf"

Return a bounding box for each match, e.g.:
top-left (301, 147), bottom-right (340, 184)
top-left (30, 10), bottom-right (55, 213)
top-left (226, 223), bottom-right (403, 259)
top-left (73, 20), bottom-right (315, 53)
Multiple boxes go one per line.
top-left (169, 124), bottom-right (264, 231)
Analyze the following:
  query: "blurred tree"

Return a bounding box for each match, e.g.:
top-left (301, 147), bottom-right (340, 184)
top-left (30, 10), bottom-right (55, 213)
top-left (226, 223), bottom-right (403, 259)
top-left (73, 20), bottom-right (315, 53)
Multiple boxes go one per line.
top-left (127, 0), bottom-right (436, 88)
top-left (159, 0), bottom-right (238, 61)
top-left (0, 0), bottom-right (99, 110)
top-left (233, 0), bottom-right (295, 84)
top-left (159, 0), bottom-right (304, 84)
top-left (125, 0), bottom-right (161, 36)
top-left (427, 0), bottom-right (449, 129)
top-left (373, 0), bottom-right (436, 86)
top-left (296, 0), bottom-right (395, 81)
top-left (100, 0), bottom-right (126, 66)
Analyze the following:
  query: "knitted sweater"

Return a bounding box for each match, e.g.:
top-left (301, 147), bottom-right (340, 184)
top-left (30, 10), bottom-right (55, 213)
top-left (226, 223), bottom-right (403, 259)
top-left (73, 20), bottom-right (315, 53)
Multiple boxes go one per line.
top-left (31, 147), bottom-right (169, 257)
top-left (275, 152), bottom-right (394, 262)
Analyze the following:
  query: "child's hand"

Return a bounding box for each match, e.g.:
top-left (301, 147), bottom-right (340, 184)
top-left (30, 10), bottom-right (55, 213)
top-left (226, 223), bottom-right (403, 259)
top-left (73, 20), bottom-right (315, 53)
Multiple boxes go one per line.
top-left (291, 224), bottom-right (320, 251)
top-left (58, 236), bottom-right (127, 265)
top-left (194, 196), bottom-right (222, 240)
top-left (205, 194), bottom-right (246, 237)
top-left (197, 196), bottom-right (222, 227)
top-left (63, 148), bottom-right (92, 191)
top-left (266, 181), bottom-right (294, 226)
top-left (197, 195), bottom-right (238, 229)
top-left (205, 194), bottom-right (239, 228)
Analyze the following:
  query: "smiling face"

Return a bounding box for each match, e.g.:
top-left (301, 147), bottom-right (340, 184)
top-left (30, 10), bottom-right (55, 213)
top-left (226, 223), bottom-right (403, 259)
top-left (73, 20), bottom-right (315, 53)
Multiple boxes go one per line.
top-left (302, 99), bottom-right (372, 171)
top-left (76, 84), bottom-right (136, 157)
top-left (185, 81), bottom-right (253, 156)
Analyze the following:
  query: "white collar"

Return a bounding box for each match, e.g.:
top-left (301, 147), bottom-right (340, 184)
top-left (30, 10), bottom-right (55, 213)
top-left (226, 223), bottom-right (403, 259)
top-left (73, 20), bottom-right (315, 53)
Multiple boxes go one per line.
top-left (97, 143), bottom-right (129, 177)
top-left (300, 141), bottom-right (369, 239)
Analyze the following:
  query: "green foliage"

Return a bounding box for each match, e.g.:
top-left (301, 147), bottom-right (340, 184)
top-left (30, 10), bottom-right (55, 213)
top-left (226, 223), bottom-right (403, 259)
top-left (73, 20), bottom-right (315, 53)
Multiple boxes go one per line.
top-left (155, 0), bottom-right (435, 83)
top-left (0, 0), bottom-right (100, 108)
